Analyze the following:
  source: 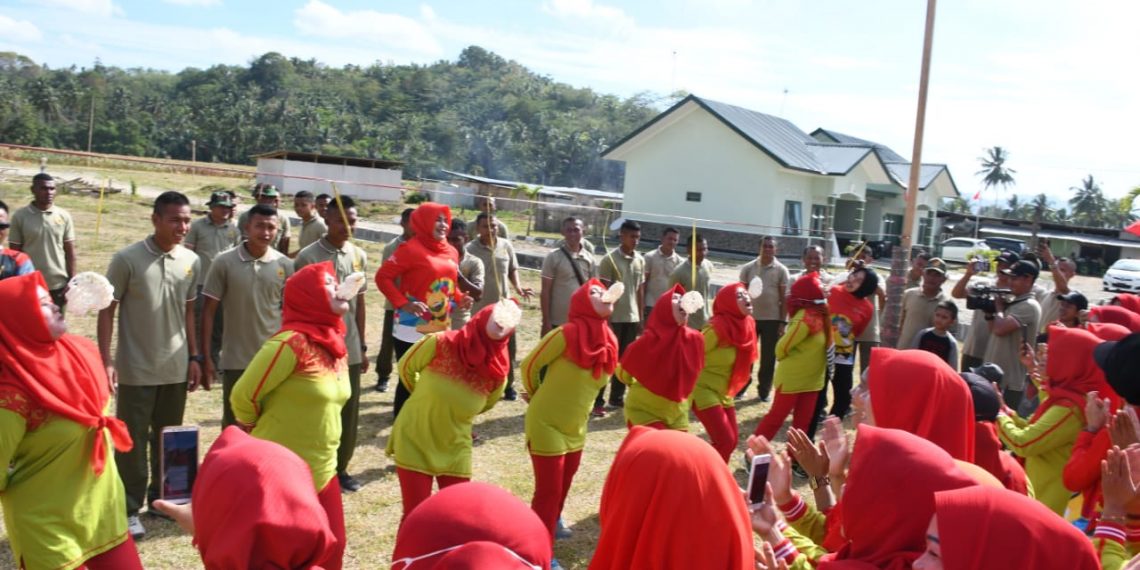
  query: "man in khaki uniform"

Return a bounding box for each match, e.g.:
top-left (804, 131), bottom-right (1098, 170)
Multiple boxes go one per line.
top-left (375, 208), bottom-right (413, 393)
top-left (9, 173), bottom-right (76, 308)
top-left (98, 191), bottom-right (201, 540)
top-left (642, 226), bottom-right (682, 322)
top-left (596, 220), bottom-right (646, 412)
top-left (899, 258), bottom-right (949, 350)
top-left (293, 190), bottom-right (327, 253)
top-left (670, 234), bottom-right (714, 329)
top-left (239, 185), bottom-right (291, 255)
top-left (448, 218), bottom-right (485, 329)
top-left (736, 236), bottom-right (790, 400)
top-left (295, 195), bottom-right (369, 493)
top-left (467, 212), bottom-right (533, 400)
top-left (540, 216), bottom-right (596, 335)
top-left (201, 204), bottom-right (294, 426)
top-left (185, 191), bottom-right (240, 367)
top-left (983, 260), bottom-right (1042, 409)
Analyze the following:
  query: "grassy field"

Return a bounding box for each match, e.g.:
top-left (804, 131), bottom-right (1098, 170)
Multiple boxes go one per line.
top-left (0, 168), bottom-right (813, 569)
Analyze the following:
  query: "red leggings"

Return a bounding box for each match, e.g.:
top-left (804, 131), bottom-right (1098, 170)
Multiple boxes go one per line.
top-left (753, 389), bottom-right (819, 440)
top-left (78, 537), bottom-right (143, 570)
top-left (530, 450), bottom-right (583, 541)
top-left (693, 405), bottom-right (739, 462)
top-left (397, 467), bottom-right (469, 521)
top-left (317, 476), bottom-right (346, 570)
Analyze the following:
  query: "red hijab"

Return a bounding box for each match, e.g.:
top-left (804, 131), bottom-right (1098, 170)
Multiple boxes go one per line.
top-left (788, 271), bottom-right (830, 341)
top-left (818, 426), bottom-right (979, 570)
top-left (1091, 305), bottom-right (1140, 332)
top-left (392, 482), bottom-right (551, 570)
top-left (589, 427), bottom-right (754, 570)
top-left (561, 279), bottom-right (619, 379)
top-left (193, 427), bottom-right (336, 570)
top-left (619, 285), bottom-right (706, 402)
top-left (1085, 321), bottom-right (1132, 341)
top-left (1115, 293), bottom-right (1140, 315)
top-left (867, 348), bottom-right (975, 462)
top-left (1035, 326), bottom-right (1116, 421)
top-left (709, 282), bottom-right (758, 397)
top-left (934, 486), bottom-right (1099, 569)
top-left (973, 422), bottom-right (1030, 495)
top-left (0, 272), bottom-right (132, 475)
top-left (280, 262), bottom-right (347, 360)
top-left (410, 202), bottom-right (453, 255)
top-left (431, 304), bottom-right (512, 395)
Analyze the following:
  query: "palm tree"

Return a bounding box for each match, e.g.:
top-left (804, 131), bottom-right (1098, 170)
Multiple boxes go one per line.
top-left (976, 146), bottom-right (1017, 207)
top-left (942, 197), bottom-right (971, 214)
top-left (1121, 186), bottom-right (1140, 219)
top-left (1068, 175), bottom-right (1106, 227)
top-left (1005, 194), bottom-right (1028, 220)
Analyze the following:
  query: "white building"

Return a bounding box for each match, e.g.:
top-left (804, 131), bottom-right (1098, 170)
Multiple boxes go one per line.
top-left (601, 95), bottom-right (959, 254)
top-left (254, 150), bottom-right (404, 201)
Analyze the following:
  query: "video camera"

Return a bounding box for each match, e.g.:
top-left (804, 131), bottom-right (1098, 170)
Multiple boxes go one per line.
top-left (966, 285), bottom-right (1014, 314)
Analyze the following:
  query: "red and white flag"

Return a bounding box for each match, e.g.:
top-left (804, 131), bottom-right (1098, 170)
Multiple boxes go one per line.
top-left (1125, 220), bottom-right (1140, 238)
top-left (972, 188), bottom-right (982, 201)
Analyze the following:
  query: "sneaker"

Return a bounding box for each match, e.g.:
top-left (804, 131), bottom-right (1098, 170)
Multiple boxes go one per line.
top-left (555, 517), bottom-right (573, 540)
top-left (338, 472), bottom-right (362, 493)
top-left (591, 406), bottom-right (606, 418)
top-left (503, 387), bottom-right (518, 401)
top-left (127, 515), bottom-right (146, 540)
top-left (551, 559), bottom-right (564, 570)
top-left (375, 380), bottom-right (389, 393)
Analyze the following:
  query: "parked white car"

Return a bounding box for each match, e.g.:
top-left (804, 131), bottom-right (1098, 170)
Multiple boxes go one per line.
top-left (939, 238), bottom-right (992, 263)
top-left (1103, 259), bottom-right (1140, 293)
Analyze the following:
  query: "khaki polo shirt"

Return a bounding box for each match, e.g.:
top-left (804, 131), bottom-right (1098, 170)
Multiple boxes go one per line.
top-left (106, 237), bottom-right (200, 386)
top-left (983, 294), bottom-right (1041, 391)
top-left (452, 254), bottom-right (486, 329)
top-left (599, 248), bottom-right (646, 324)
top-left (380, 236), bottom-right (407, 310)
top-left (644, 247), bottom-right (683, 309)
top-left (297, 216), bottom-right (328, 251)
top-left (541, 244), bottom-right (597, 326)
top-left (295, 237), bottom-right (367, 365)
top-left (899, 287), bottom-right (948, 352)
top-left (202, 244), bottom-right (294, 370)
top-left (466, 238), bottom-right (519, 313)
top-left (238, 210), bottom-right (291, 249)
top-left (9, 204), bottom-right (75, 290)
top-left (670, 259), bottom-right (714, 329)
top-left (738, 257), bottom-right (790, 321)
top-left (185, 215), bottom-right (240, 281)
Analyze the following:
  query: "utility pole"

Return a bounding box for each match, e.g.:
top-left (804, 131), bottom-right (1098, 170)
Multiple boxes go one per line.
top-left (86, 90), bottom-right (96, 166)
top-left (881, 0), bottom-right (937, 349)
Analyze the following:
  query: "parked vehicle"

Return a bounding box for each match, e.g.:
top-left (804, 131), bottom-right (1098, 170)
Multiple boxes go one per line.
top-left (1103, 258), bottom-right (1140, 293)
top-left (940, 238), bottom-right (991, 263)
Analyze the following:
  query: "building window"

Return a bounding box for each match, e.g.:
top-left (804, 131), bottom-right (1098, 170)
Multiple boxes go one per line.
top-left (783, 201), bottom-right (803, 235)
top-left (918, 216), bottom-right (933, 246)
top-left (686, 192), bottom-right (702, 202)
top-left (883, 214), bottom-right (904, 245)
top-left (810, 204), bottom-right (827, 237)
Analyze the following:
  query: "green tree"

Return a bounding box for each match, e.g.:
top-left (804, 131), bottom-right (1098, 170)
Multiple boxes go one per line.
top-left (1068, 175), bottom-right (1106, 227)
top-left (975, 146), bottom-right (1016, 208)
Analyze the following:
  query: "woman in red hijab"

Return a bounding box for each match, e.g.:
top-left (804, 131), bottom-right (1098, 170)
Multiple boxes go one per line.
top-left (1111, 293), bottom-right (1140, 315)
top-left (960, 372), bottom-right (1030, 495)
top-left (230, 261), bottom-right (351, 569)
top-left (913, 486), bottom-right (1098, 569)
top-left (375, 202), bottom-right (469, 417)
top-left (589, 427), bottom-right (755, 569)
top-left (616, 284), bottom-right (706, 430)
top-left (0, 272), bottom-right (140, 570)
top-left (387, 303), bottom-right (516, 519)
top-left (1091, 305), bottom-right (1140, 332)
top-left (392, 481), bottom-right (552, 569)
top-left (520, 279), bottom-right (618, 542)
top-left (691, 282), bottom-right (757, 461)
top-left (864, 347), bottom-right (975, 461)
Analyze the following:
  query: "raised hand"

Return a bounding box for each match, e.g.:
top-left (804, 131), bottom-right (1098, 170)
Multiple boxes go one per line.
top-left (1110, 408), bottom-right (1140, 449)
top-left (746, 435), bottom-right (793, 505)
top-left (1086, 391), bottom-right (1110, 432)
top-left (1101, 446), bottom-right (1140, 519)
top-left (821, 416), bottom-right (849, 479)
top-left (786, 428), bottom-right (828, 479)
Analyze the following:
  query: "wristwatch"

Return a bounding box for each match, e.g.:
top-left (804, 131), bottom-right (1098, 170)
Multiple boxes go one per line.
top-left (808, 475), bottom-right (830, 491)
top-left (189, 354), bottom-right (205, 364)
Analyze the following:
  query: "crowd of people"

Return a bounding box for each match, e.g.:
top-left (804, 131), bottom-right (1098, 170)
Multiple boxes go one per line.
top-left (2, 173), bottom-right (1140, 569)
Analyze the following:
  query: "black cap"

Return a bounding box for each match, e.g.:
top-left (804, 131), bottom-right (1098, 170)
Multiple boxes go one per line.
top-left (1095, 334), bottom-right (1140, 405)
top-left (1001, 260), bottom-right (1040, 279)
top-left (970, 362), bottom-right (1004, 385)
top-left (961, 372), bottom-right (1000, 422)
top-left (996, 250), bottom-right (1020, 267)
top-left (1057, 291), bottom-right (1089, 311)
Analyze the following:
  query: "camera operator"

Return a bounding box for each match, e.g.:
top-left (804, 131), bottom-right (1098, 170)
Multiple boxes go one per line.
top-left (952, 250), bottom-right (1018, 370)
top-left (982, 260), bottom-right (1042, 410)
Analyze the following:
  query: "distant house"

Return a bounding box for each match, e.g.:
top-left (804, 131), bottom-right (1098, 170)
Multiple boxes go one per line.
top-left (254, 150), bottom-right (404, 201)
top-left (937, 211), bottom-right (1140, 266)
top-left (601, 95), bottom-right (959, 256)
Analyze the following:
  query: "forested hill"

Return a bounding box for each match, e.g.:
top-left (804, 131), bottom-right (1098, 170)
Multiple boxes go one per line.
top-left (0, 46), bottom-right (666, 190)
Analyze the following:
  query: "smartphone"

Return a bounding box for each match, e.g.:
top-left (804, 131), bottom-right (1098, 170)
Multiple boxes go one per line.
top-left (971, 258), bottom-right (988, 273)
top-left (747, 453), bottom-right (771, 508)
top-left (160, 426), bottom-right (199, 505)
top-left (1020, 323), bottom-right (1031, 346)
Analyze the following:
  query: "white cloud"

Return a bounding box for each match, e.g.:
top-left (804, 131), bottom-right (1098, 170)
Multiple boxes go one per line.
top-left (292, 0), bottom-right (443, 58)
top-left (162, 0), bottom-right (222, 6)
top-left (542, 0), bottom-right (635, 36)
top-left (34, 0), bottom-right (118, 17)
top-left (419, 4), bottom-right (436, 22)
top-left (0, 14), bottom-right (42, 43)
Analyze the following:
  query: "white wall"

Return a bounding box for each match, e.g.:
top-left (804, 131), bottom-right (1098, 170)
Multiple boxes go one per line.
top-left (256, 158), bottom-right (404, 201)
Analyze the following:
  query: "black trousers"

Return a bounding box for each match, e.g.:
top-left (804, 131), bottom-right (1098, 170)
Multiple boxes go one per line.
top-left (392, 338), bottom-right (416, 419)
top-left (737, 320), bottom-right (781, 399)
top-left (829, 363), bottom-right (855, 419)
top-left (375, 309), bottom-right (396, 384)
top-left (596, 321), bottom-right (641, 407)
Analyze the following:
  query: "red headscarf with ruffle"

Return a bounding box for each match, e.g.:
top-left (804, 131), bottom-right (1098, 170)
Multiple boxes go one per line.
top-left (561, 279), bottom-right (619, 379)
top-left (934, 486), bottom-right (1099, 569)
top-left (1091, 305), bottom-right (1140, 332)
top-left (193, 427), bottom-right (336, 570)
top-left (867, 347), bottom-right (975, 461)
top-left (709, 282), bottom-right (758, 397)
top-left (1114, 293), bottom-right (1140, 315)
top-left (1085, 321), bottom-right (1132, 341)
top-left (410, 202), bottom-right (453, 255)
top-left (280, 262), bottom-right (347, 360)
top-left (787, 271), bottom-right (830, 343)
top-left (0, 272), bottom-right (132, 475)
top-left (392, 482), bottom-right (551, 569)
top-left (431, 304), bottom-right (512, 395)
top-left (1035, 326), bottom-right (1117, 422)
top-left (619, 285), bottom-right (705, 402)
top-left (590, 427), bottom-right (755, 570)
top-left (973, 422), bottom-right (1030, 495)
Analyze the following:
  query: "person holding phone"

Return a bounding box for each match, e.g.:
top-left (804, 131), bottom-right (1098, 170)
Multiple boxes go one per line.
top-left (0, 272), bottom-right (141, 570)
top-left (230, 261), bottom-right (351, 569)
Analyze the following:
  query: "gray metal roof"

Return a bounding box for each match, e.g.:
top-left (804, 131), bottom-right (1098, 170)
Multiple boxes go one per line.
top-left (809, 129), bottom-right (908, 163)
top-left (884, 163), bottom-right (945, 190)
top-left (698, 98), bottom-right (828, 173)
top-left (440, 169), bottom-right (621, 200)
top-left (806, 144), bottom-right (874, 175)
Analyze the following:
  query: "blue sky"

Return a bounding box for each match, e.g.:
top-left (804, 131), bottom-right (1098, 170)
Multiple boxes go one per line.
top-left (2, 0), bottom-right (1139, 212)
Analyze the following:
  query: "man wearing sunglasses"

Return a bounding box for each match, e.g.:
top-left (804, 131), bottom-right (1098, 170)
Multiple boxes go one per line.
top-left (0, 199), bottom-right (35, 281)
